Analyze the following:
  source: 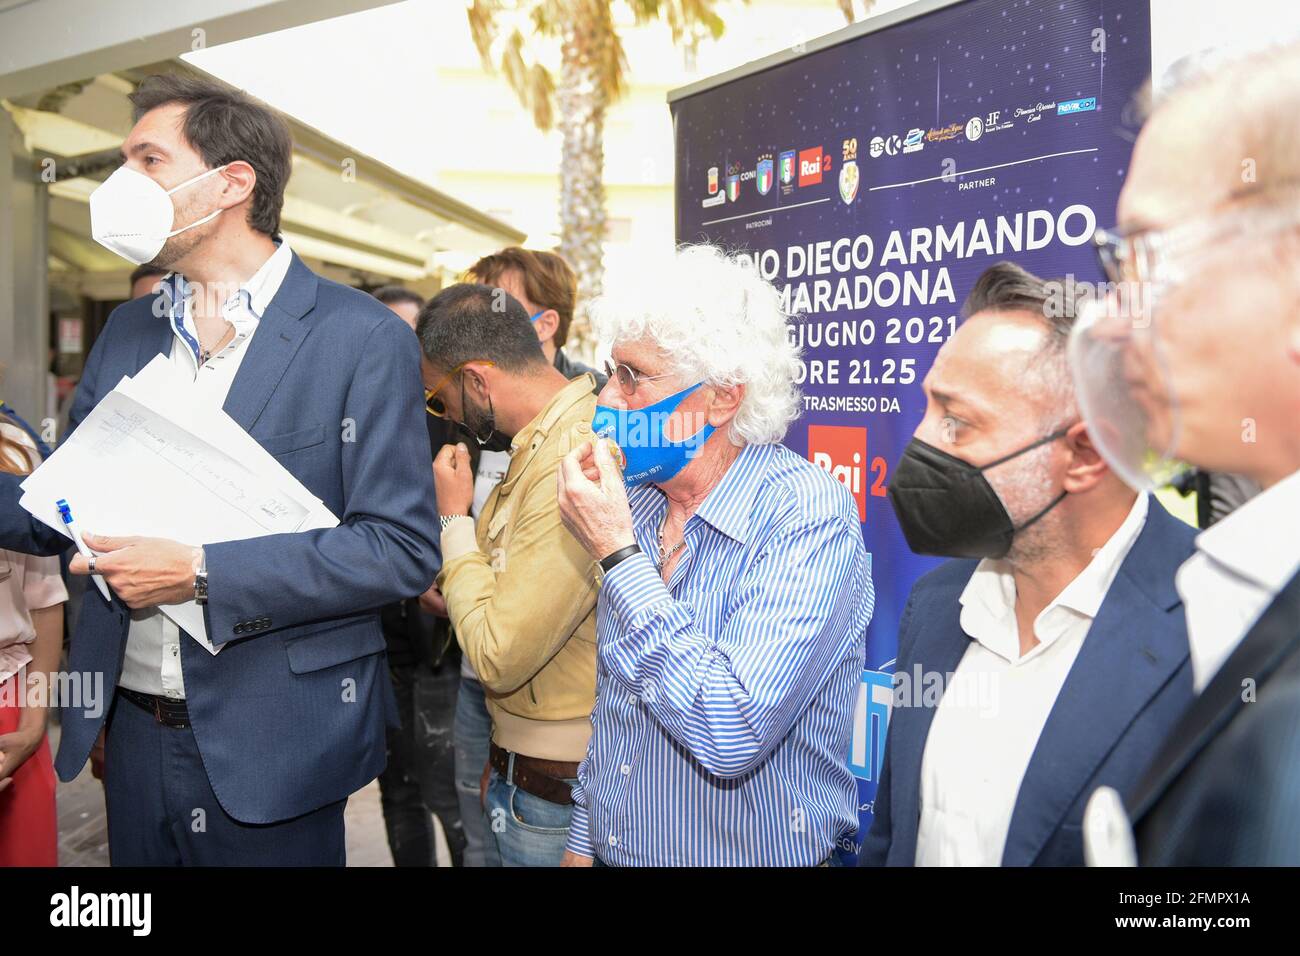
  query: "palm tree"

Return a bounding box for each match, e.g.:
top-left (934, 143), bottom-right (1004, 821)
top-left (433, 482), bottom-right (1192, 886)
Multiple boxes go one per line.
top-left (836, 0), bottom-right (877, 23)
top-left (468, 0), bottom-right (730, 351)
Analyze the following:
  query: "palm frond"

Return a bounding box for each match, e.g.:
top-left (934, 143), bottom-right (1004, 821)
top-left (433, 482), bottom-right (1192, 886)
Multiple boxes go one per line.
top-left (528, 61), bottom-right (556, 130)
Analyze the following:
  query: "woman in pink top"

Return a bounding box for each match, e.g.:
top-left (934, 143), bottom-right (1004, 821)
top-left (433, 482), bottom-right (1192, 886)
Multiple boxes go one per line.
top-left (0, 416), bottom-right (66, 866)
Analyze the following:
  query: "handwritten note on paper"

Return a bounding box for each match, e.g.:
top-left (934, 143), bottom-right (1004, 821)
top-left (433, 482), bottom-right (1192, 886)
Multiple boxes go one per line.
top-left (88, 395), bottom-right (309, 534)
top-left (20, 370), bottom-right (339, 654)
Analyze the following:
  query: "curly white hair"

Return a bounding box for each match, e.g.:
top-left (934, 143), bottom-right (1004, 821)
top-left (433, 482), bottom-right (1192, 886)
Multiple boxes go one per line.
top-left (587, 244), bottom-right (803, 446)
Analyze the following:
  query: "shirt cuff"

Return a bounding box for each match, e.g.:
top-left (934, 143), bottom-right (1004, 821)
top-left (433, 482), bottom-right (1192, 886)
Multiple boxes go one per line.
top-left (439, 515), bottom-right (477, 564)
top-left (601, 551), bottom-right (671, 626)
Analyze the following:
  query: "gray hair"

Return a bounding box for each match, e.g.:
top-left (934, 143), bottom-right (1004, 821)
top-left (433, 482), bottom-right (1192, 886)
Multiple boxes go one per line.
top-left (1143, 36), bottom-right (1300, 193)
top-left (1152, 32), bottom-right (1300, 110)
top-left (588, 244), bottom-right (802, 446)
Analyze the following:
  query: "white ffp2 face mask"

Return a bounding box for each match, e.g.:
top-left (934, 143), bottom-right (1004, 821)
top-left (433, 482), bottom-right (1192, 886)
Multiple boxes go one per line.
top-left (89, 164), bottom-right (229, 265)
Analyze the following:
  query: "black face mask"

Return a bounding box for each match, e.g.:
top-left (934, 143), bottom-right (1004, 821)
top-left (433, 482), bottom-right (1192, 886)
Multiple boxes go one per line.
top-left (456, 376), bottom-right (513, 453)
top-left (887, 428), bottom-right (1071, 559)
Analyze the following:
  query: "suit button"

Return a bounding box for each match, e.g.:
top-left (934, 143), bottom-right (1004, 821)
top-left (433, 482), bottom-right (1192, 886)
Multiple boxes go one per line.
top-left (234, 623), bottom-right (246, 634)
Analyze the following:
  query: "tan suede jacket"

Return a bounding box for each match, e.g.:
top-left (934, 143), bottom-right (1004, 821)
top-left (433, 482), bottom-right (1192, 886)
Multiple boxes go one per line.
top-left (437, 374), bottom-right (599, 762)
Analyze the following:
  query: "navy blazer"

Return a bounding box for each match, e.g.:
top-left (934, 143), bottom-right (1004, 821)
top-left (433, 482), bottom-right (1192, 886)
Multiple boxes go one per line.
top-left (0, 252), bottom-right (440, 824)
top-left (1129, 567), bottom-right (1300, 865)
top-left (860, 496), bottom-right (1196, 866)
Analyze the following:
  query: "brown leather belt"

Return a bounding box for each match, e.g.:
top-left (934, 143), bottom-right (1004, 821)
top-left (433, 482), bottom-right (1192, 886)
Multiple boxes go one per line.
top-left (489, 741), bottom-right (579, 806)
top-left (117, 687), bottom-right (191, 729)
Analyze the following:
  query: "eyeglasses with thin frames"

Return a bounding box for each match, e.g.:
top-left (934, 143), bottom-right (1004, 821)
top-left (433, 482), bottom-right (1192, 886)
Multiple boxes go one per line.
top-left (1092, 185), bottom-right (1300, 287)
top-left (604, 359), bottom-right (674, 397)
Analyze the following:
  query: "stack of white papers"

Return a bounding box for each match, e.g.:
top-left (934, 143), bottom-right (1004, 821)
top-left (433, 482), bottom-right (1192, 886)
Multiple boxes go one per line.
top-left (19, 356), bottom-right (339, 653)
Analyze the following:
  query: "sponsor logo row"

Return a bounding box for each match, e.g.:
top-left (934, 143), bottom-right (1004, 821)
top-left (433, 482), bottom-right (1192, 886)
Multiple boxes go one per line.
top-left (702, 96), bottom-right (1097, 209)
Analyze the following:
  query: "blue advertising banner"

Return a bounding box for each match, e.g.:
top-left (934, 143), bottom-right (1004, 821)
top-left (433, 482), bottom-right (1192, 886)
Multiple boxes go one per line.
top-left (669, 0), bottom-right (1151, 863)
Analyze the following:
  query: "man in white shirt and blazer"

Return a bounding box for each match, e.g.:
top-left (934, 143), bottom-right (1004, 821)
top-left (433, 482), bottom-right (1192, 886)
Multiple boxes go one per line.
top-left (861, 262), bottom-right (1196, 866)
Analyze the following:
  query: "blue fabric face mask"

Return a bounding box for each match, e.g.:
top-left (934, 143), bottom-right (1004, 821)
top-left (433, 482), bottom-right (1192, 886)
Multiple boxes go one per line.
top-left (592, 381), bottom-right (716, 486)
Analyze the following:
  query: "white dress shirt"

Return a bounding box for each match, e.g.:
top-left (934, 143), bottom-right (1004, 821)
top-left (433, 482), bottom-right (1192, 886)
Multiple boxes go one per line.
top-left (117, 240), bottom-right (293, 699)
top-left (1177, 467), bottom-right (1300, 693)
top-left (915, 492), bottom-right (1149, 866)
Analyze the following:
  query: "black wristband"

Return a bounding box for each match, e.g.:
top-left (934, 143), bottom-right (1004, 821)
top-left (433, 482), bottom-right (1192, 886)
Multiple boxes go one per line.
top-left (599, 544), bottom-right (642, 573)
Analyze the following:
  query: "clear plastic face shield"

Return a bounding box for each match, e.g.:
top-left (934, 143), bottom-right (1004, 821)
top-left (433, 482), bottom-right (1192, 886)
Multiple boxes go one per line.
top-left (1068, 190), bottom-right (1300, 491)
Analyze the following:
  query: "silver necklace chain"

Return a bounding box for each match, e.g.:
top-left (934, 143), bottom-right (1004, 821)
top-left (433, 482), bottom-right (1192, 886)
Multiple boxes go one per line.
top-left (197, 319), bottom-right (233, 365)
top-left (656, 513), bottom-right (686, 572)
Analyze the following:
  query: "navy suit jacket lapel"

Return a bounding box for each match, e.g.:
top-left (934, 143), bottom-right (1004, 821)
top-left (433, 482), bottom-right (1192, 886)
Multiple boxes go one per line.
top-left (135, 290), bottom-right (176, 374)
top-left (1129, 567), bottom-right (1300, 824)
top-left (1002, 498), bottom-right (1190, 865)
top-left (222, 252), bottom-right (317, 433)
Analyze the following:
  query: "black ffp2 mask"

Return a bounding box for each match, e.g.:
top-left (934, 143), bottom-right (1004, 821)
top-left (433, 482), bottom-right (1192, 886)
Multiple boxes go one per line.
top-left (456, 379), bottom-right (513, 453)
top-left (887, 429), bottom-right (1070, 559)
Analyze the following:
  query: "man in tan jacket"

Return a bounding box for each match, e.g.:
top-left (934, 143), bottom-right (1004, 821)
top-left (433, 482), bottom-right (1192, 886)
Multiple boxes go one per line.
top-left (417, 282), bottom-right (598, 866)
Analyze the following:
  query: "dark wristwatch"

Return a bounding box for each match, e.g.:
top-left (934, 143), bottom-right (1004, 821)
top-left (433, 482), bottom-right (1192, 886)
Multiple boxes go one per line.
top-left (193, 547), bottom-right (208, 606)
top-left (599, 543), bottom-right (642, 573)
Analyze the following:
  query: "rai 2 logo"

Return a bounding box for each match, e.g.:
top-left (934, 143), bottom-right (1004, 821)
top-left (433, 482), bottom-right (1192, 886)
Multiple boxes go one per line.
top-left (806, 424), bottom-right (888, 522)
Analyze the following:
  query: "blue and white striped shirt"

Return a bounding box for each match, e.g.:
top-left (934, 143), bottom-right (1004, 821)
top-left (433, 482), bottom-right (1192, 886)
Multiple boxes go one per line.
top-left (567, 440), bottom-right (874, 865)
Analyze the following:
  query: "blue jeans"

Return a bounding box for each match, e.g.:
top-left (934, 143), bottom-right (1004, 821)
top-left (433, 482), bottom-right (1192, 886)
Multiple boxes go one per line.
top-left (452, 676), bottom-right (499, 867)
top-left (485, 757), bottom-right (575, 867)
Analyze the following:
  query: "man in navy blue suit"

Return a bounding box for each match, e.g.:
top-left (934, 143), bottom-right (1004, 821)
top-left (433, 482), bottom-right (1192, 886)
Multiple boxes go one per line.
top-left (1075, 41), bottom-right (1300, 866)
top-left (860, 262), bottom-right (1195, 867)
top-left (0, 73), bottom-right (438, 865)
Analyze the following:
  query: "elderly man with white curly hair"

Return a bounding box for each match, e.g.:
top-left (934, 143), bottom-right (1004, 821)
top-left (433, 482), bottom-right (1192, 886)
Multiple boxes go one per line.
top-left (555, 244), bottom-right (874, 866)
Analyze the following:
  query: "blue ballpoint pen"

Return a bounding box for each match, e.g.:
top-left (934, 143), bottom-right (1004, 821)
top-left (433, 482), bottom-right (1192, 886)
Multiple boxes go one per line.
top-left (55, 497), bottom-right (109, 603)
